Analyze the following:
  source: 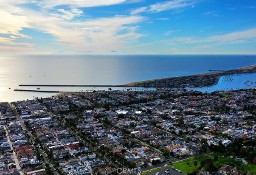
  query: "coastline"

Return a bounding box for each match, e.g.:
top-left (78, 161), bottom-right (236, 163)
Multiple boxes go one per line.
top-left (124, 65), bottom-right (256, 88)
top-left (2, 64), bottom-right (255, 103)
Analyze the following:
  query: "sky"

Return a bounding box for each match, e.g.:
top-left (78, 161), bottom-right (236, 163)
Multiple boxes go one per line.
top-left (0, 0), bottom-right (256, 55)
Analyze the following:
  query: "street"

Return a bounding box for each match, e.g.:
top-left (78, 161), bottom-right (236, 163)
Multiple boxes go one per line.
top-left (4, 126), bottom-right (24, 175)
top-left (146, 165), bottom-right (184, 175)
top-left (141, 157), bottom-right (185, 175)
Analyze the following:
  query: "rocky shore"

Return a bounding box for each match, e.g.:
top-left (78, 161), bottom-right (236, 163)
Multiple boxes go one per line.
top-left (125, 65), bottom-right (256, 88)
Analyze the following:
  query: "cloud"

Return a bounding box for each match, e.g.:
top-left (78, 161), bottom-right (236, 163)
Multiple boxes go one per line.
top-left (0, 2), bottom-right (33, 53)
top-left (38, 0), bottom-right (127, 8)
top-left (0, 8), bottom-right (30, 39)
top-left (131, 7), bottom-right (147, 15)
top-left (204, 11), bottom-right (218, 17)
top-left (171, 28), bottom-right (256, 45)
top-left (0, 0), bottom-right (144, 53)
top-left (206, 28), bottom-right (256, 44)
top-left (23, 8), bottom-right (144, 52)
top-left (131, 0), bottom-right (197, 15)
top-left (52, 8), bottom-right (84, 20)
top-left (157, 18), bottom-right (169, 21)
top-left (0, 37), bottom-right (34, 54)
top-left (124, 28), bottom-right (256, 54)
top-left (0, 37), bottom-right (13, 44)
top-left (149, 0), bottom-right (195, 13)
top-left (0, 45), bottom-right (35, 54)
top-left (244, 5), bottom-right (256, 9)
top-left (164, 30), bottom-right (180, 36)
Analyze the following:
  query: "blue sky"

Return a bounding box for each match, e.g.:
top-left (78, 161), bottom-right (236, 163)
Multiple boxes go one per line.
top-left (0, 0), bottom-right (256, 54)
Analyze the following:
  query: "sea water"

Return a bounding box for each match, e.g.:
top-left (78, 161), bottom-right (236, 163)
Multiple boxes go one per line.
top-left (0, 55), bottom-right (255, 102)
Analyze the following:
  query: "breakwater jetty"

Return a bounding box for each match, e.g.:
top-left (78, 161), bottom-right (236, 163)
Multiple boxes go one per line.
top-left (14, 89), bottom-right (60, 93)
top-left (19, 85), bottom-right (135, 88)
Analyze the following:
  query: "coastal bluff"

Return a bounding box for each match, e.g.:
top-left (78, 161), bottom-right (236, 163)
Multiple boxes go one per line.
top-left (125, 65), bottom-right (256, 88)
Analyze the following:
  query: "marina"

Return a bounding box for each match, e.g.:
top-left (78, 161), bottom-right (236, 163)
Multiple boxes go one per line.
top-left (188, 73), bottom-right (256, 92)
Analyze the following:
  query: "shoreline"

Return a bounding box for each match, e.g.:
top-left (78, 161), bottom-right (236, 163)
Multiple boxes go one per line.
top-left (124, 65), bottom-right (256, 88)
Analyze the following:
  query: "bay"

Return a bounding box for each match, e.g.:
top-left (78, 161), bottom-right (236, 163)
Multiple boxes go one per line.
top-left (189, 73), bottom-right (256, 92)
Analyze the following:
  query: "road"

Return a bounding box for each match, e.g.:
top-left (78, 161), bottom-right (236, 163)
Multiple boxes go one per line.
top-left (151, 166), bottom-right (184, 175)
top-left (141, 157), bottom-right (185, 175)
top-left (15, 114), bottom-right (60, 174)
top-left (144, 164), bottom-right (184, 175)
top-left (4, 126), bottom-right (24, 175)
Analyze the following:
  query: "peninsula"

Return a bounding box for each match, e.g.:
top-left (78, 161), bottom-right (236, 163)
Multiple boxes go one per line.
top-left (126, 65), bottom-right (256, 88)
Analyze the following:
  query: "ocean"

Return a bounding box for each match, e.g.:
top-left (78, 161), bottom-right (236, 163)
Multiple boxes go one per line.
top-left (0, 55), bottom-right (256, 102)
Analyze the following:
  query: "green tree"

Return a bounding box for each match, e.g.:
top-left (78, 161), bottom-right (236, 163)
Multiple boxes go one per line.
top-left (194, 160), bottom-right (198, 167)
top-left (177, 117), bottom-right (184, 126)
top-left (202, 158), bottom-right (217, 172)
top-left (161, 149), bottom-right (170, 158)
top-left (128, 162), bottom-right (137, 169)
top-left (45, 164), bottom-right (54, 175)
top-left (253, 156), bottom-right (256, 165)
top-left (200, 138), bottom-right (208, 152)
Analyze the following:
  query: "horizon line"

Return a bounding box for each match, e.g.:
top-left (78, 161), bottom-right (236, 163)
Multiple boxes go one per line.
top-left (2, 53), bottom-right (256, 57)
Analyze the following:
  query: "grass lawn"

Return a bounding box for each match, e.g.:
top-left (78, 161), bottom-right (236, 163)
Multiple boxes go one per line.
top-left (172, 153), bottom-right (256, 174)
top-left (172, 157), bottom-right (203, 174)
top-left (215, 156), bottom-right (256, 174)
top-left (141, 167), bottom-right (162, 175)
